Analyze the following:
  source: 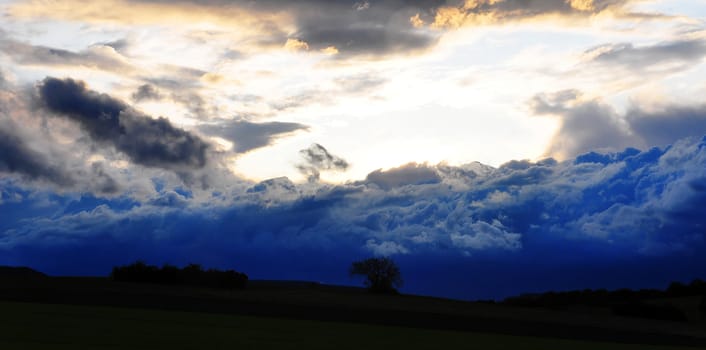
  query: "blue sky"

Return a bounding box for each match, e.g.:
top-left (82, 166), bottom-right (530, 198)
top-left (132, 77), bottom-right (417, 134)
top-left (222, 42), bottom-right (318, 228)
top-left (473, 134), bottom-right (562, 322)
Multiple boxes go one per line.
top-left (1, 0), bottom-right (706, 299)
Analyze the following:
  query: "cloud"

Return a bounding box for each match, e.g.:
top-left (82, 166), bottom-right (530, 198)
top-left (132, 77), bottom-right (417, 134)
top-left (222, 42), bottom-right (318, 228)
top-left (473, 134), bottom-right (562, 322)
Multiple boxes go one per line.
top-left (0, 33), bottom-right (133, 74)
top-left (7, 0), bottom-right (440, 57)
top-left (131, 84), bottom-right (163, 102)
top-left (431, 0), bottom-right (632, 28)
top-left (335, 73), bottom-right (387, 94)
top-left (627, 104), bottom-right (706, 147)
top-left (296, 143), bottom-right (349, 182)
top-left (450, 220), bottom-right (521, 251)
top-left (201, 119), bottom-right (309, 153)
top-left (0, 121), bottom-right (73, 186)
top-left (532, 91), bottom-right (636, 159)
top-left (584, 39), bottom-right (706, 73)
top-left (183, 0), bottom-right (441, 57)
top-left (0, 32), bottom-right (220, 120)
top-left (4, 0), bottom-right (662, 61)
top-left (0, 77), bottom-right (131, 194)
top-left (36, 77), bottom-right (210, 171)
top-left (535, 91), bottom-right (706, 159)
top-left (292, 23), bottom-right (436, 57)
top-left (284, 38), bottom-right (309, 51)
top-left (3, 0), bottom-right (652, 61)
top-left (365, 163), bottom-right (441, 190)
top-left (99, 38), bottom-right (131, 54)
top-left (365, 239), bottom-right (409, 256)
top-left (269, 74), bottom-right (387, 113)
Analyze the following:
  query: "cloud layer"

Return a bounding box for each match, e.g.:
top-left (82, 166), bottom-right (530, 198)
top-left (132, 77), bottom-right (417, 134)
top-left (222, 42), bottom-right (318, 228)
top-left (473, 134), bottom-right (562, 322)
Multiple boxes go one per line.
top-left (2, 133), bottom-right (706, 299)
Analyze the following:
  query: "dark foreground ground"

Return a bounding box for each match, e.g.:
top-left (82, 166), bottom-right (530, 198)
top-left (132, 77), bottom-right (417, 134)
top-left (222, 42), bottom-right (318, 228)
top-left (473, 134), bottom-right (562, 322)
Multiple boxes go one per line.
top-left (1, 273), bottom-right (705, 349)
top-left (1, 301), bottom-right (699, 350)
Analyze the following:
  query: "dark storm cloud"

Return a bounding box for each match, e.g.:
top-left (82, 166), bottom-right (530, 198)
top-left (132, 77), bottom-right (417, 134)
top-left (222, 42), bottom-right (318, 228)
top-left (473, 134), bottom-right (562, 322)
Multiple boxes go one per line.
top-left (586, 39), bottom-right (706, 71)
top-left (36, 77), bottom-right (210, 171)
top-left (0, 123), bottom-right (73, 186)
top-left (297, 143), bottom-right (349, 182)
top-left (0, 77), bottom-right (127, 194)
top-left (0, 34), bottom-right (132, 73)
top-left (131, 84), bottom-right (163, 102)
top-left (201, 119), bottom-right (309, 153)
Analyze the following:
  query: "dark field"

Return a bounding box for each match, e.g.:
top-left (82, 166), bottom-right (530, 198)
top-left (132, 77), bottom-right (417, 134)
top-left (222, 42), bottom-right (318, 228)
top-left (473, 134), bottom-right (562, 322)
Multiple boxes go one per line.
top-left (0, 301), bottom-right (700, 350)
top-left (1, 274), bottom-right (706, 349)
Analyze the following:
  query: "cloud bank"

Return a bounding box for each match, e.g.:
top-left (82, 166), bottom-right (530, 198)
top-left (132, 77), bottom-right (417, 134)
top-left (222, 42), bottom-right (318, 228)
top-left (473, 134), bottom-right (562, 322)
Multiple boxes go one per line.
top-left (2, 133), bottom-right (706, 299)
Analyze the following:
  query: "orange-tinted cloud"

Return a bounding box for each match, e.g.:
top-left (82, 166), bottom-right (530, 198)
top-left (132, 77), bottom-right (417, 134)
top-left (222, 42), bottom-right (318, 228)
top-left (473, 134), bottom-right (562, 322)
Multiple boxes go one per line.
top-left (431, 0), bottom-right (634, 28)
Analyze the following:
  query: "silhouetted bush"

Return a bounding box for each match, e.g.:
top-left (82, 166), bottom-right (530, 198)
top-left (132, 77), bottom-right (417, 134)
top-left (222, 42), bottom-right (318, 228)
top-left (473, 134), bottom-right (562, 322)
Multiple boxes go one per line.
top-left (612, 302), bottom-right (687, 322)
top-left (111, 261), bottom-right (247, 289)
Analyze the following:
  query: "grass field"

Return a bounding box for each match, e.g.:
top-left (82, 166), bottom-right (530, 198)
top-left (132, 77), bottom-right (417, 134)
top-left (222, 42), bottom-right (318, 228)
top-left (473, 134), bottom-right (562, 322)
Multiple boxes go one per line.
top-left (0, 301), bottom-right (699, 350)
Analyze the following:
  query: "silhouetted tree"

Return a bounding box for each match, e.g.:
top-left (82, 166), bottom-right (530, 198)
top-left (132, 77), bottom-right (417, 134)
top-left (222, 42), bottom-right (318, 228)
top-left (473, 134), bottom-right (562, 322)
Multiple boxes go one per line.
top-left (350, 257), bottom-right (402, 294)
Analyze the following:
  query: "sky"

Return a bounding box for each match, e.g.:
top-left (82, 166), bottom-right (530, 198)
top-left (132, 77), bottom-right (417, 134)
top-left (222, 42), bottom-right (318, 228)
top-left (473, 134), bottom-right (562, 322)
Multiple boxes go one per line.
top-left (1, 0), bottom-right (706, 300)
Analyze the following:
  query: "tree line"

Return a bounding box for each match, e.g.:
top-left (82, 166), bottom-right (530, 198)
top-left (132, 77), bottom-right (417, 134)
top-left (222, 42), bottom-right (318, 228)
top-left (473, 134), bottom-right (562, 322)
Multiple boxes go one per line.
top-left (110, 257), bottom-right (402, 294)
top-left (111, 261), bottom-right (248, 289)
top-left (503, 279), bottom-right (706, 307)
top-left (503, 279), bottom-right (706, 322)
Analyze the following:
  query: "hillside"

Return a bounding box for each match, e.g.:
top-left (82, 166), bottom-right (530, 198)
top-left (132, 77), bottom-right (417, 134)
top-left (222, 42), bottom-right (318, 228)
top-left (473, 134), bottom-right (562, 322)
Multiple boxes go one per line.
top-left (1, 268), bottom-right (705, 347)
